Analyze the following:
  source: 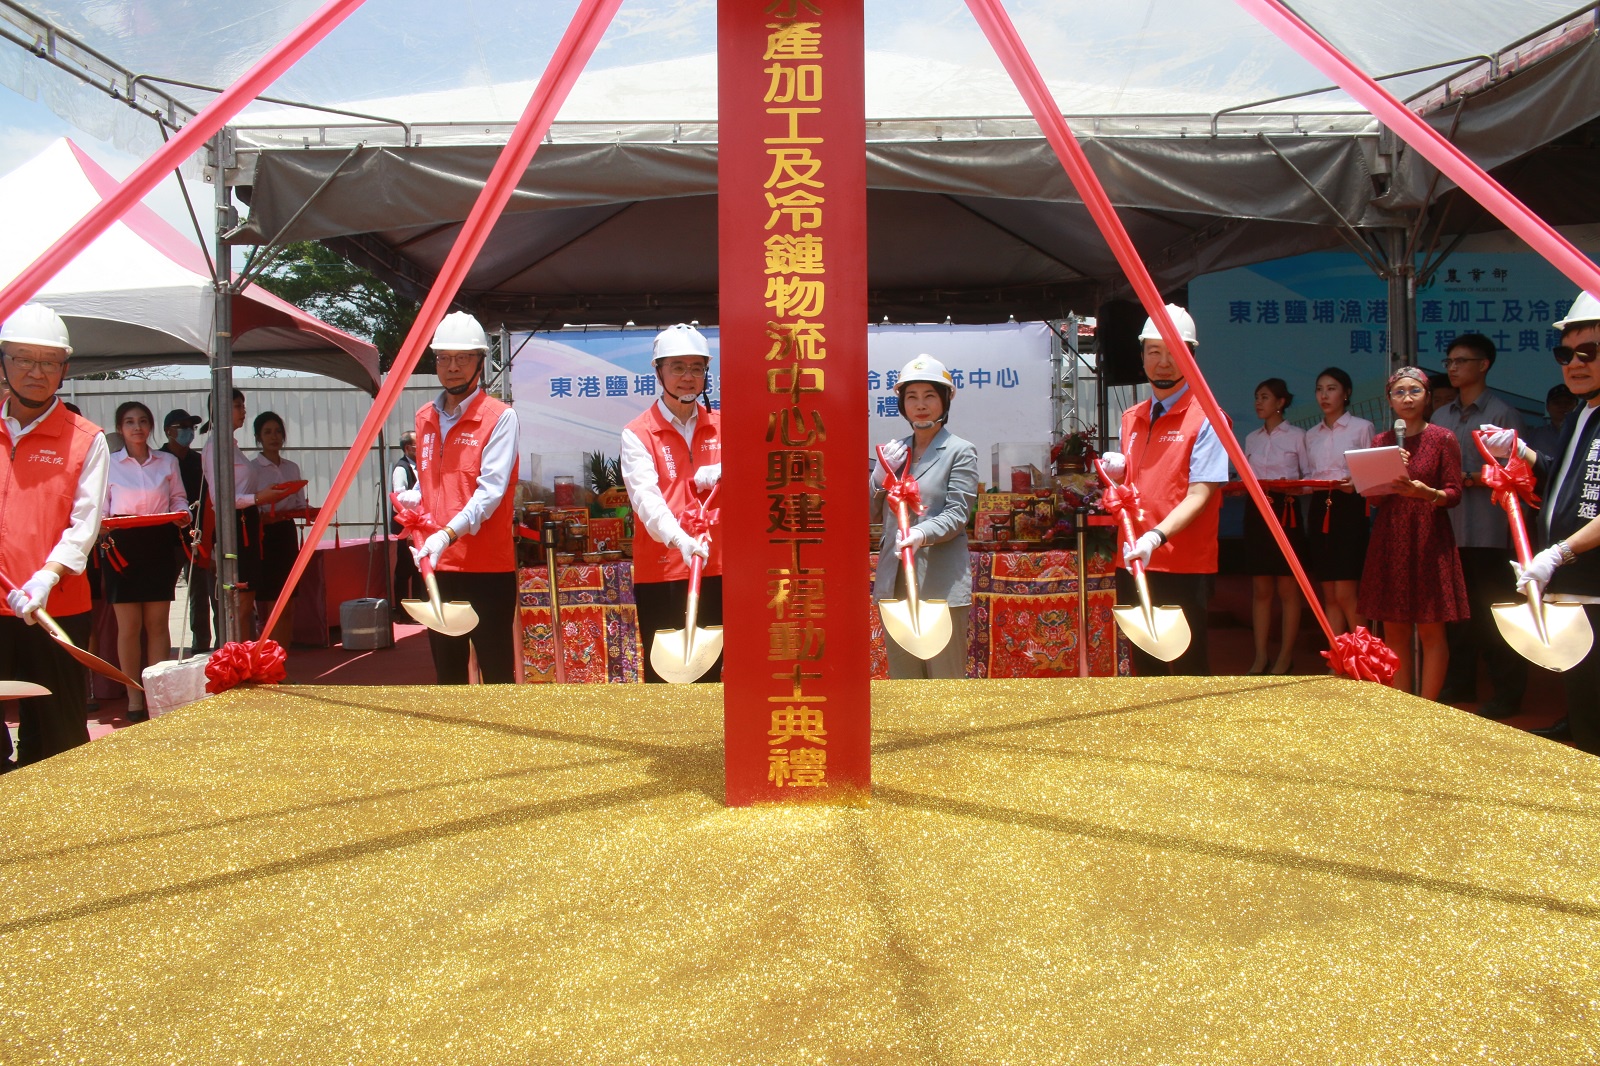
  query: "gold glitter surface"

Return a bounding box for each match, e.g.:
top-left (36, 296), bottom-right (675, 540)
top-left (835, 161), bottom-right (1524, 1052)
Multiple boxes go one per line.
top-left (1, 676), bottom-right (1598, 1064)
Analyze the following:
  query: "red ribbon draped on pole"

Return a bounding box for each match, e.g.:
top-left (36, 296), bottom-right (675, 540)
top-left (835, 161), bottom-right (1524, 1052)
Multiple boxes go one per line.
top-left (1234, 0), bottom-right (1600, 299)
top-left (0, 0), bottom-right (370, 324)
top-left (246, 0), bottom-right (624, 658)
top-left (964, 0), bottom-right (1393, 684)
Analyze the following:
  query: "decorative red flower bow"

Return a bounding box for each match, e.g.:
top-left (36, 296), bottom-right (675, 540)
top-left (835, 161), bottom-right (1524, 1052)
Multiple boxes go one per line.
top-left (1478, 455), bottom-right (1540, 512)
top-left (1099, 481), bottom-right (1145, 527)
top-left (205, 638), bottom-right (288, 694)
top-left (884, 471), bottom-right (925, 515)
top-left (390, 494), bottom-right (442, 541)
top-left (1323, 626), bottom-right (1399, 684)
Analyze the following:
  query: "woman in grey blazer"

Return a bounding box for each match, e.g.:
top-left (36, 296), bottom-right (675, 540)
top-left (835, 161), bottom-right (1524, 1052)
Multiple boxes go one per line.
top-left (870, 355), bottom-right (981, 679)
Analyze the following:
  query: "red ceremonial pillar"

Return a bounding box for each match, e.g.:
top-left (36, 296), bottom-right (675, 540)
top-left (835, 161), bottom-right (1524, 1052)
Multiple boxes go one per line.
top-left (719, 0), bottom-right (871, 805)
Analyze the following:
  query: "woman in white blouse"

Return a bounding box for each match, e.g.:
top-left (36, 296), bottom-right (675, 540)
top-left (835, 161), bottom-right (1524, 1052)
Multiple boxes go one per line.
top-left (250, 411), bottom-right (309, 645)
top-left (202, 389), bottom-right (292, 641)
top-left (1302, 366), bottom-right (1375, 637)
top-left (102, 401), bottom-right (189, 721)
top-left (1242, 378), bottom-right (1310, 674)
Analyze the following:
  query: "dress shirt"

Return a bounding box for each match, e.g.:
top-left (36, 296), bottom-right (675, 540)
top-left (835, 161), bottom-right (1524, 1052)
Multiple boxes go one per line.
top-left (1304, 412), bottom-right (1374, 480)
top-left (106, 447), bottom-right (187, 516)
top-left (250, 455), bottom-right (307, 519)
top-left (2, 397), bottom-right (109, 575)
top-left (1119, 384), bottom-right (1229, 483)
top-left (620, 398), bottom-right (701, 547)
top-left (1431, 388), bottom-right (1528, 549)
top-left (201, 435), bottom-right (261, 509)
top-left (391, 456), bottom-right (417, 494)
top-left (430, 388), bottom-right (520, 538)
top-left (1243, 421), bottom-right (1309, 480)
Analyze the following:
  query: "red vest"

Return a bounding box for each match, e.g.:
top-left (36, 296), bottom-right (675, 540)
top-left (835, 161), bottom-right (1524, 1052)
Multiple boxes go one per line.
top-left (625, 403), bottom-right (723, 584)
top-left (416, 392), bottom-right (518, 573)
top-left (1118, 389), bottom-right (1222, 574)
top-left (0, 401), bottom-right (101, 617)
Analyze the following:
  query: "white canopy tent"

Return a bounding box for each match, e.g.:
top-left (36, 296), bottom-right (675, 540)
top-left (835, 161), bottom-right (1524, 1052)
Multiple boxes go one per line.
top-left (0, 137), bottom-right (381, 392)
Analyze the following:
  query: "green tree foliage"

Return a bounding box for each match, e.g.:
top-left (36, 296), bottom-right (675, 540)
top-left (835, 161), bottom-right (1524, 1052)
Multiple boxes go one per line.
top-left (254, 241), bottom-right (420, 372)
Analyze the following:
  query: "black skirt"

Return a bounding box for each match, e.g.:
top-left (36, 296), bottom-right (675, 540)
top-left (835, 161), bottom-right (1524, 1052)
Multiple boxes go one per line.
top-left (101, 523), bottom-right (181, 603)
top-left (1240, 491), bottom-right (1308, 577)
top-left (1303, 489), bottom-right (1370, 582)
top-left (257, 518), bottom-right (299, 600)
top-left (232, 505), bottom-right (264, 592)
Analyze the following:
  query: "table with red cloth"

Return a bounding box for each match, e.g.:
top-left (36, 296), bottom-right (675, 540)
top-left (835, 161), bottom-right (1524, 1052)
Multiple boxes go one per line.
top-left (516, 548), bottom-right (1128, 683)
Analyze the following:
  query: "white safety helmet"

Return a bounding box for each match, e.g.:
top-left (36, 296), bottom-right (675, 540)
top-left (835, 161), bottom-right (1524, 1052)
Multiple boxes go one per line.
top-left (0, 303), bottom-right (73, 356)
top-left (895, 354), bottom-right (955, 425)
top-left (430, 311), bottom-right (491, 352)
top-left (652, 323), bottom-right (711, 364)
top-left (1553, 291), bottom-right (1600, 331)
top-left (1137, 303), bottom-right (1198, 347)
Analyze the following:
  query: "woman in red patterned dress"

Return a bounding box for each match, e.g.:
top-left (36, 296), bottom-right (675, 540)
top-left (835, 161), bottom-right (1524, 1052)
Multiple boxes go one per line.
top-left (1357, 366), bottom-right (1469, 699)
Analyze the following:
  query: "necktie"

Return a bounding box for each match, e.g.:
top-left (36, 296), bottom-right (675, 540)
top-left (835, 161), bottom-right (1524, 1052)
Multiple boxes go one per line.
top-left (1150, 401), bottom-right (1166, 424)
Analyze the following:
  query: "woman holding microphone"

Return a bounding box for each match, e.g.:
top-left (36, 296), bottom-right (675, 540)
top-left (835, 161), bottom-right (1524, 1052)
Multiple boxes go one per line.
top-left (1357, 366), bottom-right (1467, 699)
top-left (870, 355), bottom-right (980, 679)
top-left (102, 401), bottom-right (188, 721)
top-left (1241, 378), bottom-right (1310, 674)
top-left (1302, 367), bottom-right (1373, 637)
top-left (250, 411), bottom-right (310, 645)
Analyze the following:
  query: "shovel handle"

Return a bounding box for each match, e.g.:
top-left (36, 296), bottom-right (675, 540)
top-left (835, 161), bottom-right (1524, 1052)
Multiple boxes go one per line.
top-left (1470, 429), bottom-right (1535, 567)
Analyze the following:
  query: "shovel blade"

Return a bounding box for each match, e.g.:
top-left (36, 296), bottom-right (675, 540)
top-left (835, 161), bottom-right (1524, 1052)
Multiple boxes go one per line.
top-left (879, 598), bottom-right (954, 660)
top-left (650, 625), bottom-right (725, 684)
top-left (1491, 600), bottom-right (1593, 673)
top-left (1113, 603), bottom-right (1191, 662)
top-left (0, 681), bottom-right (50, 699)
top-left (402, 596), bottom-right (480, 637)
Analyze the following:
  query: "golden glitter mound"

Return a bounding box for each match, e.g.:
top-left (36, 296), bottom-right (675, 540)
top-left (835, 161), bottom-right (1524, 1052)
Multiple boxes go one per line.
top-left (1, 676), bottom-right (1598, 1064)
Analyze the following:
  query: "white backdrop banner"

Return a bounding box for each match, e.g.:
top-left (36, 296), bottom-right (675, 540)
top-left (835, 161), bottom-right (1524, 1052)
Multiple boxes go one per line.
top-left (510, 322), bottom-right (1054, 491)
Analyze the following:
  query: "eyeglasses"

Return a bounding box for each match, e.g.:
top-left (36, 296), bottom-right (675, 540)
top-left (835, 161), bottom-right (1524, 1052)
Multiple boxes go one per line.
top-left (660, 364), bottom-right (708, 378)
top-left (1554, 342), bottom-right (1600, 366)
top-left (1388, 387), bottom-right (1426, 399)
top-left (434, 353), bottom-right (482, 367)
top-left (1441, 356), bottom-right (1486, 369)
top-left (4, 353), bottom-right (66, 374)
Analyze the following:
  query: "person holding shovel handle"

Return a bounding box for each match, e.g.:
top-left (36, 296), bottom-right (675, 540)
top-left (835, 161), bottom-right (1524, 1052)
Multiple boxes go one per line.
top-left (1103, 304), bottom-right (1228, 677)
top-left (870, 355), bottom-right (979, 679)
top-left (621, 324), bottom-right (724, 684)
top-left (0, 305), bottom-right (109, 769)
top-left (396, 312), bottom-right (520, 685)
top-left (1480, 290), bottom-right (1600, 755)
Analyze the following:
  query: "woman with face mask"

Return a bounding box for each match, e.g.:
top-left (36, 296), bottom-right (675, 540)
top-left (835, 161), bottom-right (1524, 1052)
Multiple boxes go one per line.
top-left (870, 354), bottom-right (980, 680)
top-left (102, 401), bottom-right (189, 721)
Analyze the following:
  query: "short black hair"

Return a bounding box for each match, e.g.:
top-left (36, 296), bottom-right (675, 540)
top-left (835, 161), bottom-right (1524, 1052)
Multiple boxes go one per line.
top-left (253, 410), bottom-right (285, 442)
top-left (1448, 332), bottom-right (1496, 367)
top-left (1315, 366), bottom-right (1354, 399)
top-left (113, 400), bottom-right (154, 430)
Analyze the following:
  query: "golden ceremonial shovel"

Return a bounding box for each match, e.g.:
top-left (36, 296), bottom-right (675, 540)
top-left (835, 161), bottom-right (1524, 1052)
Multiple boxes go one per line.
top-left (876, 446), bottom-right (954, 660)
top-left (1095, 459), bottom-right (1190, 662)
top-left (0, 567), bottom-right (144, 690)
top-left (1471, 431), bottom-right (1591, 672)
top-left (650, 485), bottom-right (725, 684)
top-left (400, 531), bottom-right (479, 637)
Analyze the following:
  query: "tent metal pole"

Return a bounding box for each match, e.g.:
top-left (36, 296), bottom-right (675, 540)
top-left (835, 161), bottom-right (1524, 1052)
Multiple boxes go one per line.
top-left (379, 426), bottom-right (395, 613)
top-left (1384, 227), bottom-right (1416, 373)
top-left (210, 131), bottom-right (241, 646)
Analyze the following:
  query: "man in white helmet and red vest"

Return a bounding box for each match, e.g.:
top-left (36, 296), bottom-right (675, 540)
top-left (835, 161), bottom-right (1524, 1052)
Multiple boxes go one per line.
top-left (1101, 303), bottom-right (1227, 676)
top-left (397, 312), bottom-right (520, 684)
top-left (620, 324), bottom-right (723, 683)
top-left (0, 305), bottom-right (109, 769)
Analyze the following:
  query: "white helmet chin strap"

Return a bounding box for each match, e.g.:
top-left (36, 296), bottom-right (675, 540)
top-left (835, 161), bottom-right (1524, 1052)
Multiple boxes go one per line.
top-left (443, 354), bottom-right (485, 396)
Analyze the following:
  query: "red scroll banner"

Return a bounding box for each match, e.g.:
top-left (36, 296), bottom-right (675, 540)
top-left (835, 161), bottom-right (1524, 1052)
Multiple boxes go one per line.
top-left (719, 0), bottom-right (871, 805)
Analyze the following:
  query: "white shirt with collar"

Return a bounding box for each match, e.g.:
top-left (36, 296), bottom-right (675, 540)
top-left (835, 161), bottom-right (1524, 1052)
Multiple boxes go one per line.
top-left (106, 447), bottom-right (187, 516)
top-left (201, 434), bottom-right (262, 509)
top-left (1304, 411), bottom-right (1374, 480)
top-left (2, 397), bottom-right (110, 575)
top-left (619, 398), bottom-right (700, 548)
top-left (250, 454), bottom-right (307, 518)
top-left (429, 388), bottom-right (520, 538)
top-left (1243, 421), bottom-right (1309, 480)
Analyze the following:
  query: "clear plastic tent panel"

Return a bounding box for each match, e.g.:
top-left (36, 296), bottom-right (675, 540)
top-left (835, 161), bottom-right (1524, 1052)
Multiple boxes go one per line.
top-left (1, 0), bottom-right (1588, 153)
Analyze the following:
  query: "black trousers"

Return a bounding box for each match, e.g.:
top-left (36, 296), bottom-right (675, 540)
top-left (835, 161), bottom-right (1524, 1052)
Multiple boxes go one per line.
top-left (393, 540), bottom-right (423, 605)
top-left (635, 575), bottom-right (724, 683)
top-left (1114, 569), bottom-right (1212, 677)
top-left (1443, 546), bottom-right (1528, 706)
top-left (0, 611), bottom-right (92, 767)
top-left (188, 562), bottom-right (213, 652)
top-left (426, 570), bottom-right (518, 685)
top-left (1565, 604), bottom-right (1600, 758)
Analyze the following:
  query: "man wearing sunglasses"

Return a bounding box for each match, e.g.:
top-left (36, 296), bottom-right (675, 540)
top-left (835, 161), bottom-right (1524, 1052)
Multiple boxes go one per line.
top-left (1430, 333), bottom-right (1529, 718)
top-left (1482, 291), bottom-right (1600, 756)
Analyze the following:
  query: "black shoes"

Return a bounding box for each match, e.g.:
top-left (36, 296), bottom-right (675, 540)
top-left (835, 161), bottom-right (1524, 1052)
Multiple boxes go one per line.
top-left (1528, 717), bottom-right (1572, 740)
top-left (1474, 698), bottom-right (1520, 721)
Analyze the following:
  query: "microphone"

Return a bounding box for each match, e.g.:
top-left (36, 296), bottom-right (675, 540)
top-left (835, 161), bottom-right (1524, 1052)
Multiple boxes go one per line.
top-left (1393, 418), bottom-right (1406, 466)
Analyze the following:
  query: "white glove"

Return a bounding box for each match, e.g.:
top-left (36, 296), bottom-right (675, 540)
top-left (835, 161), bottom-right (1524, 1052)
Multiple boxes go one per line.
top-left (6, 569), bottom-right (59, 624)
top-left (395, 488), bottom-right (422, 508)
top-left (1478, 424), bottom-right (1516, 460)
top-left (672, 531), bottom-right (710, 568)
top-left (693, 464), bottom-right (721, 492)
top-left (893, 527), bottom-right (926, 553)
top-left (411, 529), bottom-right (451, 570)
top-left (1123, 530), bottom-right (1163, 568)
top-left (1099, 451), bottom-right (1126, 482)
top-left (1512, 545), bottom-right (1565, 594)
top-left (874, 438), bottom-right (908, 487)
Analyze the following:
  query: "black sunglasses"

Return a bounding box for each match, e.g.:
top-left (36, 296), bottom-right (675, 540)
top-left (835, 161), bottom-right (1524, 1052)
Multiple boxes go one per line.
top-left (1554, 342), bottom-right (1600, 366)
